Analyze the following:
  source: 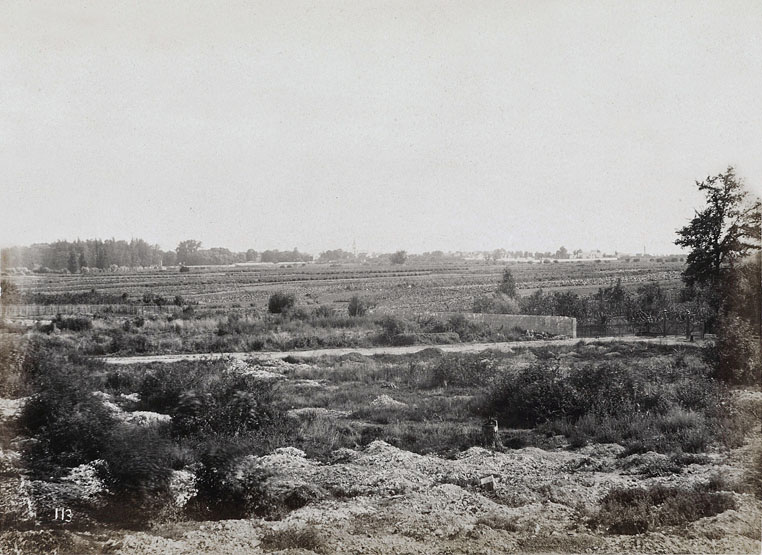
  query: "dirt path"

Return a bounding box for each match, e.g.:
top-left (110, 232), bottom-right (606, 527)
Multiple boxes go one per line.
top-left (102, 335), bottom-right (701, 365)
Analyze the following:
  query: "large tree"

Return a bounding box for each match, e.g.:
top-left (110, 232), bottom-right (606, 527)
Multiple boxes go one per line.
top-left (675, 167), bottom-right (761, 288)
top-left (176, 239), bottom-right (202, 265)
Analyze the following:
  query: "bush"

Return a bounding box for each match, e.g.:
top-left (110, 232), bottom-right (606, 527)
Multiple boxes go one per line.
top-left (430, 354), bottom-right (493, 388)
top-left (473, 293), bottom-right (520, 314)
top-left (376, 314), bottom-right (415, 343)
top-left (707, 314), bottom-right (761, 384)
top-left (480, 348), bottom-right (733, 453)
top-left (591, 485), bottom-right (735, 534)
top-left (497, 268), bottom-right (517, 297)
top-left (21, 386), bottom-right (118, 470)
top-left (446, 314), bottom-right (481, 341)
top-left (18, 339), bottom-right (297, 525)
top-left (0, 279), bottom-right (21, 303)
top-left (484, 362), bottom-right (581, 425)
top-left (100, 426), bottom-right (172, 494)
top-left (171, 376), bottom-right (280, 438)
top-left (390, 250), bottom-right (407, 265)
top-left (51, 314), bottom-right (93, 332)
top-left (268, 292), bottom-right (296, 314)
top-left (313, 305), bottom-right (335, 318)
top-left (347, 295), bottom-right (369, 317)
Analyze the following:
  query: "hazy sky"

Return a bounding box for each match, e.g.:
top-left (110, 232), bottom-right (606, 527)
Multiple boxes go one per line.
top-left (2, 1), bottom-right (761, 255)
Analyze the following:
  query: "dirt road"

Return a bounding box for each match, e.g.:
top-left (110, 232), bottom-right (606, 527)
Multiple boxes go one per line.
top-left (101, 335), bottom-right (701, 365)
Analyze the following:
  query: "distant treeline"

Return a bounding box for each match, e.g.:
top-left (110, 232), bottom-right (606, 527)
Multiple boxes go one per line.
top-left (1, 238), bottom-right (453, 273)
top-left (0, 238), bottom-right (314, 272)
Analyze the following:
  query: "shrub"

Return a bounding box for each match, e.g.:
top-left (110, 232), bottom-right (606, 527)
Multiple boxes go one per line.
top-left (473, 294), bottom-right (520, 314)
top-left (430, 354), bottom-right (493, 388)
top-left (268, 292), bottom-right (296, 314)
top-left (479, 349), bottom-right (732, 453)
top-left (497, 268), bottom-right (517, 298)
top-left (591, 485), bottom-right (736, 534)
top-left (171, 376), bottom-right (280, 438)
top-left (347, 295), bottom-right (369, 317)
top-left (484, 362), bottom-right (582, 426)
top-left (19, 340), bottom-right (296, 525)
top-left (21, 386), bottom-right (118, 470)
top-left (706, 314), bottom-right (761, 384)
top-left (376, 314), bottom-right (415, 343)
top-left (100, 426), bottom-right (173, 494)
top-left (390, 250), bottom-right (407, 265)
top-left (190, 441), bottom-right (260, 519)
top-left (313, 305), bottom-right (335, 318)
top-left (51, 314), bottom-right (93, 332)
top-left (0, 278), bottom-right (21, 303)
top-left (446, 314), bottom-right (481, 341)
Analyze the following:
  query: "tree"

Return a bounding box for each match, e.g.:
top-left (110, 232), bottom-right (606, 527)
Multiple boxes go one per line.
top-left (497, 268), bottom-right (517, 298)
top-left (675, 167), bottom-right (761, 288)
top-left (176, 240), bottom-right (202, 265)
top-left (67, 250), bottom-right (79, 274)
top-left (390, 250), bottom-right (407, 265)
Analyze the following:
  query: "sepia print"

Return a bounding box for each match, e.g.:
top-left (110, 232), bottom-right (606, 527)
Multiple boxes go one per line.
top-left (1, 2), bottom-right (761, 553)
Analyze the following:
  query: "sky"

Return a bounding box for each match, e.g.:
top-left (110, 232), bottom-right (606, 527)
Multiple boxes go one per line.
top-left (1, 1), bottom-right (761, 255)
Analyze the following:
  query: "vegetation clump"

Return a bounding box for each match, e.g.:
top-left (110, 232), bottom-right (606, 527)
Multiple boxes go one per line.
top-left (590, 484), bottom-right (736, 534)
top-left (268, 292), bottom-right (296, 314)
top-left (17, 337), bottom-right (295, 525)
top-left (480, 343), bottom-right (741, 454)
top-left (347, 295), bottom-right (370, 317)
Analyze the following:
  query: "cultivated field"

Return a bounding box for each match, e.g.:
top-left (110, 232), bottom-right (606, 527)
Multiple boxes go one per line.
top-left (7, 258), bottom-right (684, 312)
top-left (1, 259), bottom-right (688, 357)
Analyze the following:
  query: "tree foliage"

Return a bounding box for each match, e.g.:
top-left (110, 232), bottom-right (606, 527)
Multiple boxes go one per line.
top-left (675, 167), bottom-right (761, 288)
top-left (268, 292), bottom-right (296, 314)
top-left (390, 250), bottom-right (407, 265)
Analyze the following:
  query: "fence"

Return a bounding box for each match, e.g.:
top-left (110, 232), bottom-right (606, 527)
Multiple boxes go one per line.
top-left (577, 318), bottom-right (706, 339)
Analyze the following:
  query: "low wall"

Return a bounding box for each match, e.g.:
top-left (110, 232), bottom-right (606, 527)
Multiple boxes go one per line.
top-left (436, 313), bottom-right (576, 338)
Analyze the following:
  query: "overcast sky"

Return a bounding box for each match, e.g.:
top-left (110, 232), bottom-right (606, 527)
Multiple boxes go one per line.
top-left (1, 1), bottom-right (761, 255)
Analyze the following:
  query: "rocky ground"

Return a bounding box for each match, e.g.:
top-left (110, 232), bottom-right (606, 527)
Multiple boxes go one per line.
top-left (1, 391), bottom-right (761, 554)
